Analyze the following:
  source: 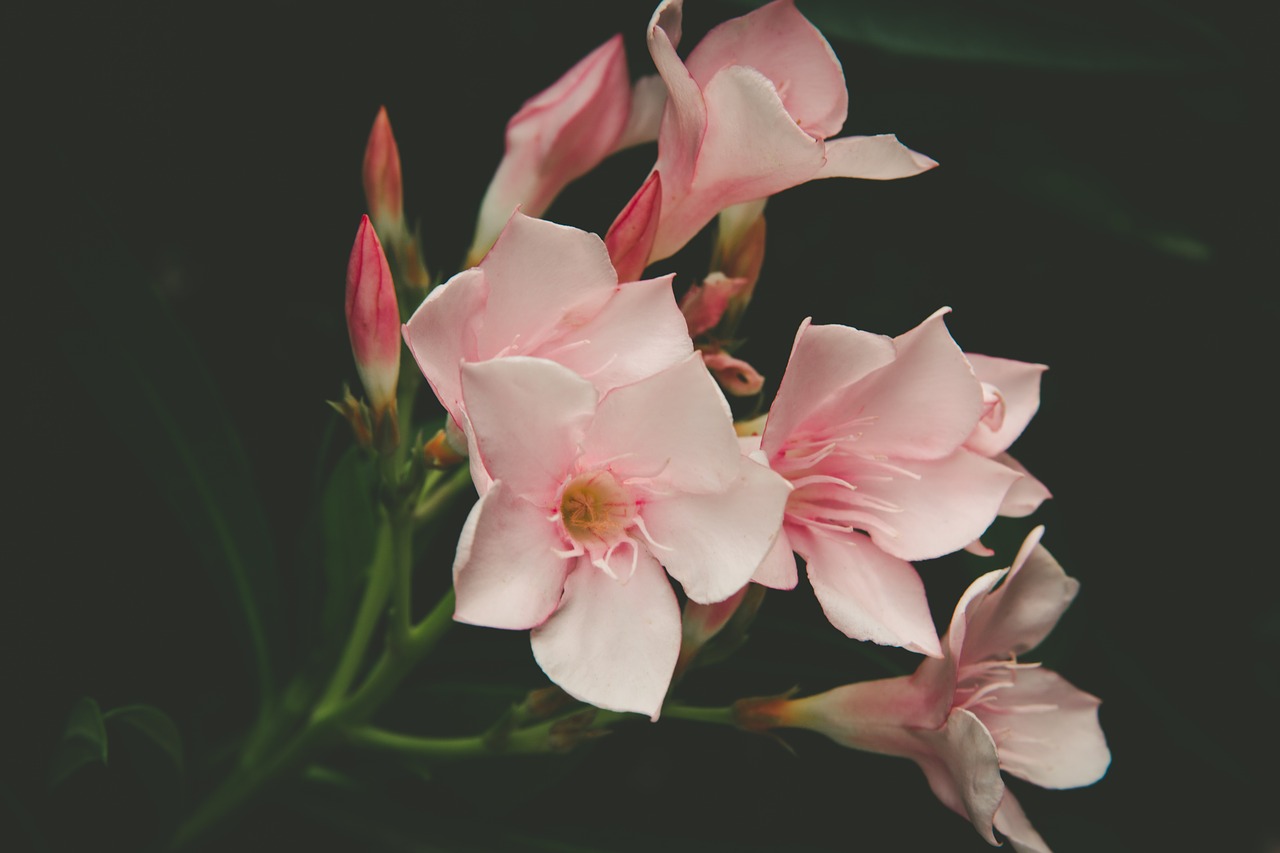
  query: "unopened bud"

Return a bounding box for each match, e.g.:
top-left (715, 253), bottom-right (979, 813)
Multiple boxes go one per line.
top-left (363, 107), bottom-right (406, 241)
top-left (703, 350), bottom-right (765, 397)
top-left (710, 200), bottom-right (767, 331)
top-left (679, 272), bottom-right (748, 338)
top-left (346, 216), bottom-right (401, 441)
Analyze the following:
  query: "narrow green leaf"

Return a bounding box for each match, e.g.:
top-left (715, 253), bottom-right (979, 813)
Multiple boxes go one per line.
top-left (732, 0), bottom-right (1229, 72)
top-left (320, 446), bottom-right (379, 636)
top-left (104, 705), bottom-right (184, 774)
top-left (48, 698), bottom-right (108, 788)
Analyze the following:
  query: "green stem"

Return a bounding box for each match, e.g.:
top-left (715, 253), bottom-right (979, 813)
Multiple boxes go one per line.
top-left (389, 512), bottom-right (414, 648)
top-left (412, 465), bottom-right (473, 526)
top-left (312, 516), bottom-right (396, 716)
top-left (662, 703), bottom-right (737, 726)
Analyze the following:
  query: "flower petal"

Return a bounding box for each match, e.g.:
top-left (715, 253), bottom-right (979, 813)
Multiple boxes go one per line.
top-left (643, 455), bottom-right (790, 604)
top-left (647, 0), bottom-right (706, 196)
top-left (604, 171), bottom-right (663, 283)
top-left (993, 790), bottom-right (1053, 853)
top-left (474, 213), bottom-right (616, 357)
top-left (761, 319), bottom-right (896, 457)
top-left (816, 134), bottom-right (938, 180)
top-left (581, 353), bottom-right (739, 493)
top-left (460, 357), bottom-right (596, 503)
top-left (402, 267), bottom-right (488, 424)
top-left (548, 273), bottom-right (693, 393)
top-left (794, 525), bottom-right (941, 657)
top-left (964, 354), bottom-right (1046, 457)
top-left (912, 709), bottom-right (1005, 845)
top-left (531, 550), bottom-right (681, 718)
top-left (613, 74), bottom-right (668, 152)
top-left (995, 453), bottom-right (1052, 517)
top-left (857, 448), bottom-right (1021, 562)
top-left (683, 0), bottom-right (848, 139)
top-left (452, 482), bottom-right (569, 630)
top-left (751, 527), bottom-right (798, 589)
top-left (975, 668), bottom-right (1110, 789)
top-left (962, 530), bottom-right (1079, 664)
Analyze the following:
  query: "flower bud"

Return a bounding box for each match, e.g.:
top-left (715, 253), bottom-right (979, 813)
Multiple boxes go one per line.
top-left (346, 215), bottom-right (400, 440)
top-left (362, 107), bottom-right (406, 241)
top-left (679, 272), bottom-right (749, 338)
top-left (709, 200), bottom-right (767, 332)
top-left (703, 350), bottom-right (765, 397)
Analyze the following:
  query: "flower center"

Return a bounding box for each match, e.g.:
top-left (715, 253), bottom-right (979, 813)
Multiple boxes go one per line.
top-left (558, 470), bottom-right (635, 545)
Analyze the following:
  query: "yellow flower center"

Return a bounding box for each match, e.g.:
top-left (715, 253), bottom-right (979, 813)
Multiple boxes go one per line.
top-left (559, 470), bottom-right (635, 545)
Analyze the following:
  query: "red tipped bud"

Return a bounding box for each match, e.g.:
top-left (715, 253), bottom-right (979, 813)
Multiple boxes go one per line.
top-left (362, 107), bottom-right (406, 240)
top-left (604, 170), bottom-right (662, 281)
top-left (346, 216), bottom-right (401, 431)
top-left (680, 273), bottom-right (749, 338)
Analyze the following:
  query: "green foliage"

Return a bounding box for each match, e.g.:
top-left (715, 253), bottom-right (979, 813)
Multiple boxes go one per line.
top-left (48, 698), bottom-right (108, 788)
top-left (103, 706), bottom-right (185, 776)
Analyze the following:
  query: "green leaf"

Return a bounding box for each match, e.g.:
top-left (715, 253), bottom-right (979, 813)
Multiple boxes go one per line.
top-left (734, 0), bottom-right (1230, 72)
top-left (103, 705), bottom-right (184, 775)
top-left (59, 241), bottom-right (281, 712)
top-left (320, 446), bottom-right (379, 636)
top-left (48, 698), bottom-right (108, 788)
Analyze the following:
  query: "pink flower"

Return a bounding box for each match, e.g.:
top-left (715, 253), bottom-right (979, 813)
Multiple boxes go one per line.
top-left (403, 212), bottom-right (694, 461)
top-left (753, 310), bottom-right (1022, 655)
top-left (362, 107), bottom-right (406, 242)
top-left (346, 215), bottom-right (400, 419)
top-left (467, 36), bottom-right (668, 266)
top-left (453, 354), bottom-right (791, 717)
top-left (755, 527), bottom-right (1110, 852)
top-left (617, 0), bottom-right (937, 265)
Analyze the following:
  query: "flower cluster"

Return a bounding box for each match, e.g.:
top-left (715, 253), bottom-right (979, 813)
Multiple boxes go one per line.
top-left (336, 1), bottom-right (1108, 849)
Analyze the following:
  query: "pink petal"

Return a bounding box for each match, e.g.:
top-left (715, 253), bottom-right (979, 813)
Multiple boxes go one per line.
top-left (962, 529), bottom-right (1079, 665)
top-left (604, 170), bottom-right (663, 283)
top-left (647, 0), bottom-right (706, 196)
top-left (786, 675), bottom-right (944, 749)
top-left (651, 64), bottom-right (826, 261)
top-left (793, 524), bottom-right (942, 657)
top-left (996, 453), bottom-right (1053, 517)
top-left (474, 213), bottom-right (616, 358)
top-left (581, 354), bottom-right (739, 494)
top-left (993, 791), bottom-right (1053, 853)
top-left (548, 272), bottom-right (692, 394)
top-left (683, 0), bottom-right (848, 139)
top-left (750, 525), bottom-right (799, 589)
top-left (642, 455), bottom-right (791, 604)
top-left (913, 709), bottom-right (1005, 845)
top-left (459, 357), bottom-right (596, 504)
top-left (816, 134), bottom-right (939, 180)
top-left (857, 448), bottom-right (1021, 562)
top-left (974, 668), bottom-right (1110, 789)
top-left (471, 36), bottom-right (632, 259)
top-left (613, 74), bottom-right (668, 152)
top-left (964, 354), bottom-right (1047, 457)
top-left (402, 267), bottom-right (487, 424)
top-left (761, 319), bottom-right (896, 457)
top-left (843, 308), bottom-right (985, 459)
top-left (452, 482), bottom-right (570, 630)
top-left (679, 272), bottom-right (748, 338)
top-left (531, 550), bottom-right (681, 718)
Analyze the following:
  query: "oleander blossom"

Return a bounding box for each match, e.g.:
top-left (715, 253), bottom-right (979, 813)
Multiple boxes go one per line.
top-left (615, 0), bottom-right (937, 265)
top-left (453, 353), bottom-right (791, 718)
top-left (403, 211), bottom-right (693, 466)
top-left (749, 310), bottom-right (1022, 656)
top-left (965, 354), bottom-right (1053, 524)
top-left (761, 527), bottom-right (1110, 852)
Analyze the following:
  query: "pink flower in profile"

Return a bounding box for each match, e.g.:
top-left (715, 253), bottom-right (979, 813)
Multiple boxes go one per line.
top-left (752, 310), bottom-right (1022, 656)
top-left (453, 354), bottom-right (791, 718)
top-left (345, 215), bottom-right (400, 418)
top-left (467, 36), bottom-right (668, 266)
top-left (617, 0), bottom-right (937, 265)
top-left (752, 527), bottom-right (1109, 852)
top-left (403, 212), bottom-right (693, 460)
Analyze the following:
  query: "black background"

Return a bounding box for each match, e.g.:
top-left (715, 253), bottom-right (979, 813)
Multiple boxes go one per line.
top-left (8, 1), bottom-right (1277, 851)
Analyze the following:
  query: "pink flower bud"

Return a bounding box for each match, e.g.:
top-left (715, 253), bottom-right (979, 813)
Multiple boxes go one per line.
top-left (346, 215), bottom-right (400, 420)
top-left (703, 350), bottom-right (765, 396)
top-left (362, 107), bottom-right (406, 240)
top-left (604, 170), bottom-right (662, 282)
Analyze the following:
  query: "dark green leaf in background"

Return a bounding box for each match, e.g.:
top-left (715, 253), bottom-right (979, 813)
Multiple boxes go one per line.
top-left (103, 705), bottom-right (185, 776)
top-left (48, 698), bottom-right (108, 788)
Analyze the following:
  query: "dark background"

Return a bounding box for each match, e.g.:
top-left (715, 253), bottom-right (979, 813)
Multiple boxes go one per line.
top-left (8, 1), bottom-right (1276, 851)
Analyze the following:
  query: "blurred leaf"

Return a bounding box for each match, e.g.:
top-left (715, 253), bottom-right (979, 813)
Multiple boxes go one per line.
top-left (104, 705), bottom-right (184, 775)
top-left (60, 243), bottom-right (281, 710)
top-left (737, 0), bottom-right (1230, 72)
top-left (48, 698), bottom-right (108, 788)
top-left (320, 446), bottom-right (379, 637)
